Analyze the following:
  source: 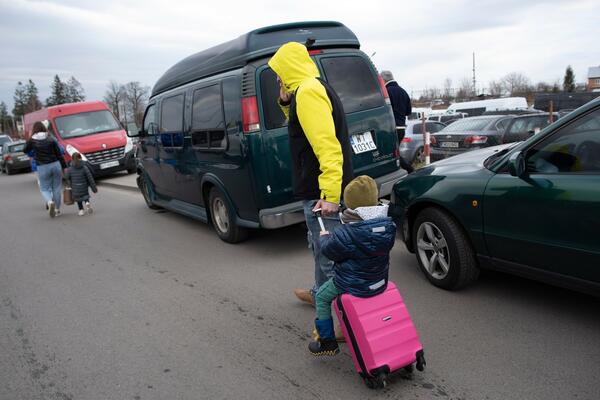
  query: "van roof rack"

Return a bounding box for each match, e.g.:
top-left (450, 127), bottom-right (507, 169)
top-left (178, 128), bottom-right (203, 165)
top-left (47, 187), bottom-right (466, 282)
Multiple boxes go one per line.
top-left (151, 21), bottom-right (360, 97)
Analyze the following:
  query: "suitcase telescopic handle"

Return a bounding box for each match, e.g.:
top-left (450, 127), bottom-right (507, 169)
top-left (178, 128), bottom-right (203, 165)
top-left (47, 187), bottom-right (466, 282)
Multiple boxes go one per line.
top-left (314, 209), bottom-right (326, 233)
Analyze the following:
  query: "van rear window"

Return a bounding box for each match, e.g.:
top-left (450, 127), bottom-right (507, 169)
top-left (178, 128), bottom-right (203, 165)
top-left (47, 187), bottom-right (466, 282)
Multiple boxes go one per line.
top-left (260, 68), bottom-right (288, 130)
top-left (320, 56), bottom-right (384, 114)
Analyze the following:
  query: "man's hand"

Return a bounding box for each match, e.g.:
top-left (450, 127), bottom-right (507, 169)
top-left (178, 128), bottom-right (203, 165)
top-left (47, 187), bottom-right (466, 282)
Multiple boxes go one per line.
top-left (319, 230), bottom-right (330, 236)
top-left (278, 76), bottom-right (290, 103)
top-left (313, 199), bottom-right (339, 217)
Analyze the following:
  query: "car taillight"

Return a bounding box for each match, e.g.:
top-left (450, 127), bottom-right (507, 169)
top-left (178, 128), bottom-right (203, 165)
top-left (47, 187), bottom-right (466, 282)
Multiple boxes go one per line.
top-left (378, 74), bottom-right (390, 105)
top-left (308, 49), bottom-right (323, 55)
top-left (464, 135), bottom-right (488, 145)
top-left (401, 137), bottom-right (412, 143)
top-left (242, 96), bottom-right (260, 133)
top-left (4, 155), bottom-right (11, 161)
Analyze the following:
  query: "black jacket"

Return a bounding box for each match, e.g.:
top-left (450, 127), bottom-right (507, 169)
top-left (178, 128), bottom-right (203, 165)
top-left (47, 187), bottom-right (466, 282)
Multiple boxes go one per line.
top-left (287, 78), bottom-right (354, 201)
top-left (65, 163), bottom-right (97, 202)
top-left (386, 81), bottom-right (412, 127)
top-left (24, 135), bottom-right (66, 168)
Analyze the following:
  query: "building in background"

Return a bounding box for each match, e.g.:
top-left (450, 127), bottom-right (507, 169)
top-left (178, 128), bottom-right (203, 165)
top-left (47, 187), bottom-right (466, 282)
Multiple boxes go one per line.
top-left (588, 66), bottom-right (600, 92)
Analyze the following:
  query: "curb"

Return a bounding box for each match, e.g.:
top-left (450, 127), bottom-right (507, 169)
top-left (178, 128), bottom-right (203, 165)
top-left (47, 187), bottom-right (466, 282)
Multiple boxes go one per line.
top-left (98, 181), bottom-right (140, 193)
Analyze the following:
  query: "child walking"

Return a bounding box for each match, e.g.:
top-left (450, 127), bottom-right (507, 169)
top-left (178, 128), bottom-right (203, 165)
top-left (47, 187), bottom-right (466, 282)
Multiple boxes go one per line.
top-left (309, 175), bottom-right (396, 356)
top-left (65, 153), bottom-right (97, 216)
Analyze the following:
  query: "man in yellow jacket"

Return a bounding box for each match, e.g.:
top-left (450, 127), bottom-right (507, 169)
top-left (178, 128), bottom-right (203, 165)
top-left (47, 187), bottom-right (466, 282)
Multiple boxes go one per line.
top-left (269, 42), bottom-right (354, 309)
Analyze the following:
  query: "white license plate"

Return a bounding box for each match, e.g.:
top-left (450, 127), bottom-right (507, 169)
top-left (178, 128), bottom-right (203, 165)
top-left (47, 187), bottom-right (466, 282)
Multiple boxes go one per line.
top-left (350, 131), bottom-right (377, 154)
top-left (100, 160), bottom-right (120, 169)
top-left (441, 142), bottom-right (459, 148)
top-left (18, 156), bottom-right (29, 161)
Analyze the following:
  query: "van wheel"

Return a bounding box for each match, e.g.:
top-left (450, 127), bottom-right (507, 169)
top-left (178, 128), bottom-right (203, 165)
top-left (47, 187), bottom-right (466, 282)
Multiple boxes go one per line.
top-left (139, 173), bottom-right (161, 210)
top-left (209, 188), bottom-right (248, 244)
top-left (412, 207), bottom-right (479, 290)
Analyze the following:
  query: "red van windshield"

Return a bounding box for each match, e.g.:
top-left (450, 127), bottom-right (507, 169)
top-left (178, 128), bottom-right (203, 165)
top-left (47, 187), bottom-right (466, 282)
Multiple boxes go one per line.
top-left (54, 110), bottom-right (121, 139)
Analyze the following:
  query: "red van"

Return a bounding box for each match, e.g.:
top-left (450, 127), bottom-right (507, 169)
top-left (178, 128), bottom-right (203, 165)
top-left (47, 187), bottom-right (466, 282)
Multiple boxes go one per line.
top-left (24, 101), bottom-right (136, 175)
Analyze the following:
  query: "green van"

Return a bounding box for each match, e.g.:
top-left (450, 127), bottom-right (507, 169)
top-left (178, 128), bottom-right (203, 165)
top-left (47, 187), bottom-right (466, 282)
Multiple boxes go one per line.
top-left (129, 21), bottom-right (405, 243)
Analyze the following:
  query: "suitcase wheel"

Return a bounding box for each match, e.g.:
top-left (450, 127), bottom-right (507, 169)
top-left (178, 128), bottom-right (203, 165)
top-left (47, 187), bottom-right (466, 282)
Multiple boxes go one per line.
top-left (364, 373), bottom-right (387, 389)
top-left (416, 350), bottom-right (426, 372)
top-left (403, 364), bottom-right (414, 373)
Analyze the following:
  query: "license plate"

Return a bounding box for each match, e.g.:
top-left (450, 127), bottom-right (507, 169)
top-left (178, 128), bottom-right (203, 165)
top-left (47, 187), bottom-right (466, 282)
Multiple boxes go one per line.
top-left (100, 160), bottom-right (120, 169)
top-left (350, 131), bottom-right (377, 154)
top-left (18, 156), bottom-right (29, 161)
top-left (441, 142), bottom-right (459, 148)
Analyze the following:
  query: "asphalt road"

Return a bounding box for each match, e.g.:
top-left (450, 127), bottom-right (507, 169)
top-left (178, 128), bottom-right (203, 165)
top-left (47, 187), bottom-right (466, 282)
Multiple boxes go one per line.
top-left (1, 172), bottom-right (598, 400)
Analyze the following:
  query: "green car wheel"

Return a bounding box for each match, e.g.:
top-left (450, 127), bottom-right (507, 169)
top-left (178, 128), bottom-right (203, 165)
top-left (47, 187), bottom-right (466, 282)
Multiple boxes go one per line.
top-left (412, 207), bottom-right (479, 290)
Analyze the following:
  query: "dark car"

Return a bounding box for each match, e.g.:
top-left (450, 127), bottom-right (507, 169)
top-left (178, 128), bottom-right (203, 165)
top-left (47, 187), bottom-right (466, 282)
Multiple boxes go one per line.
top-left (1, 141), bottom-right (31, 174)
top-left (430, 115), bottom-right (513, 161)
top-left (389, 96), bottom-right (600, 296)
top-left (502, 113), bottom-right (559, 144)
top-left (399, 120), bottom-right (445, 165)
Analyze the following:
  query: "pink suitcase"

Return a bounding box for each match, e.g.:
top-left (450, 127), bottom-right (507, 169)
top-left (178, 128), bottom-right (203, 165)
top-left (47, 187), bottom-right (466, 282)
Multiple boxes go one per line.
top-left (333, 281), bottom-right (425, 389)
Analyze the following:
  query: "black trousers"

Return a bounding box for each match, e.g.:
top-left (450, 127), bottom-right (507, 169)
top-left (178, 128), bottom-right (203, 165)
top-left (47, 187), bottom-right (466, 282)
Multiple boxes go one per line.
top-left (76, 201), bottom-right (84, 210)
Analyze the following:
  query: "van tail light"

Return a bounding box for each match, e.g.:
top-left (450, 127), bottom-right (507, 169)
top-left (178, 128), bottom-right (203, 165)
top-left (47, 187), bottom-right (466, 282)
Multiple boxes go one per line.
top-left (401, 137), bottom-right (412, 143)
top-left (242, 96), bottom-right (260, 134)
top-left (464, 135), bottom-right (488, 145)
top-left (394, 146), bottom-right (399, 159)
top-left (378, 74), bottom-right (391, 105)
top-left (308, 49), bottom-right (323, 55)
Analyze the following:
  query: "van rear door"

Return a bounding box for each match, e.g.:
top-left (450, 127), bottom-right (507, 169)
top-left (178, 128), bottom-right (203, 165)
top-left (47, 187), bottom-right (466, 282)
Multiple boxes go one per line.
top-left (256, 52), bottom-right (398, 208)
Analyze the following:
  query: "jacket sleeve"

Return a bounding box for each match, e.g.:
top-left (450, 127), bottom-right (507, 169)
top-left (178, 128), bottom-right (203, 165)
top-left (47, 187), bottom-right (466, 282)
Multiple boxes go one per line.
top-left (296, 81), bottom-right (344, 203)
top-left (52, 141), bottom-right (67, 169)
top-left (320, 228), bottom-right (356, 263)
top-left (84, 164), bottom-right (97, 193)
top-left (24, 140), bottom-right (33, 155)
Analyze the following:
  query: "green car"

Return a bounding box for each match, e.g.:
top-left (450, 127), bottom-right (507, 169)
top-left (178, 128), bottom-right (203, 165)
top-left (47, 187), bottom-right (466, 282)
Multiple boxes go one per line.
top-left (390, 97), bottom-right (600, 296)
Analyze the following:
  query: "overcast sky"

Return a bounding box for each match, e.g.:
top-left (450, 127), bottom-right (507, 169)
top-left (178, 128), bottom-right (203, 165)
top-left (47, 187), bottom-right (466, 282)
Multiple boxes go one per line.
top-left (1, 0), bottom-right (598, 111)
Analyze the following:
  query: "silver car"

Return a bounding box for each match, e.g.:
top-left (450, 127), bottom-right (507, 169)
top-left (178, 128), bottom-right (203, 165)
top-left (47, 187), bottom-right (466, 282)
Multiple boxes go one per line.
top-left (399, 120), bottom-right (446, 165)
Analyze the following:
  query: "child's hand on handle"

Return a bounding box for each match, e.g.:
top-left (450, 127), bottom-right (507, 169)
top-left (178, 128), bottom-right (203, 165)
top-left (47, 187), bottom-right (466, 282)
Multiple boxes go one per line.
top-left (312, 199), bottom-right (339, 217)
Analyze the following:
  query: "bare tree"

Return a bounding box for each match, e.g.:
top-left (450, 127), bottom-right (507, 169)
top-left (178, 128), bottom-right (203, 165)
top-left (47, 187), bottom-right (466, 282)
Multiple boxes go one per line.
top-left (456, 77), bottom-right (473, 100)
top-left (443, 78), bottom-right (453, 100)
top-left (103, 81), bottom-right (125, 121)
top-left (501, 72), bottom-right (531, 96)
top-left (488, 80), bottom-right (504, 96)
top-left (124, 82), bottom-right (150, 127)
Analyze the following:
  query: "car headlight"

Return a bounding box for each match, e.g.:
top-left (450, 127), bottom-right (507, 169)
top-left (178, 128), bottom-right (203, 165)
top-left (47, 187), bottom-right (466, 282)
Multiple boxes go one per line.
top-left (65, 144), bottom-right (88, 161)
top-left (124, 137), bottom-right (134, 153)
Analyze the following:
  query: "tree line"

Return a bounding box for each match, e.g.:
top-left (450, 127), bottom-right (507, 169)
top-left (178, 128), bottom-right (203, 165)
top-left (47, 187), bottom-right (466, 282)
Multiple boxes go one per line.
top-left (412, 65), bottom-right (580, 104)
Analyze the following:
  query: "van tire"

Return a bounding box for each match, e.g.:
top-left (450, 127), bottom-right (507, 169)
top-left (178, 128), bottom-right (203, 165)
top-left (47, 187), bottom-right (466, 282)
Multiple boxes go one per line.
top-left (139, 173), bottom-right (161, 210)
top-left (208, 188), bottom-right (248, 244)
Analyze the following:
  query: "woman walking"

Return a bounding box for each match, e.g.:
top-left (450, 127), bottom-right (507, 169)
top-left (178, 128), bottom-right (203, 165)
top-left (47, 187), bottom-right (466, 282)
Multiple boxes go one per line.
top-left (24, 121), bottom-right (67, 217)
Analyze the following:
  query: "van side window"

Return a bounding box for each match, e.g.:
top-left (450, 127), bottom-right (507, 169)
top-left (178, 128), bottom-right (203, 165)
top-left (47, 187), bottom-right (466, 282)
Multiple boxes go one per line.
top-left (191, 84), bottom-right (226, 150)
top-left (160, 94), bottom-right (184, 147)
top-left (260, 68), bottom-right (288, 130)
top-left (143, 104), bottom-right (157, 135)
top-left (320, 56), bottom-right (384, 114)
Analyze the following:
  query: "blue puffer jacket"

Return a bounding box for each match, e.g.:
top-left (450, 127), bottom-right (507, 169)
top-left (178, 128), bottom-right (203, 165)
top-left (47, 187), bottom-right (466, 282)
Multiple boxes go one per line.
top-left (320, 205), bottom-right (396, 297)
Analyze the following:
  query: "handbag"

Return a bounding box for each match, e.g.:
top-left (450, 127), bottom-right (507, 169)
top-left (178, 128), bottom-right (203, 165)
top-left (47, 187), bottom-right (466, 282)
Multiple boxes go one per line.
top-left (63, 187), bottom-right (74, 205)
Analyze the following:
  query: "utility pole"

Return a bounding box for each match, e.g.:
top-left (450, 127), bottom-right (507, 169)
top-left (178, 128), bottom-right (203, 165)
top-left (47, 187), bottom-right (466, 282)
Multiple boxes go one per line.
top-left (472, 52), bottom-right (477, 96)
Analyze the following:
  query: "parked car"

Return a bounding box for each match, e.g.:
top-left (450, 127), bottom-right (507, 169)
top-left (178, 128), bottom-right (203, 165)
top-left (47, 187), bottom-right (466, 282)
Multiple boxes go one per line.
top-left (1, 141), bottom-right (31, 174)
top-left (129, 21), bottom-right (404, 243)
top-left (389, 96), bottom-right (600, 296)
top-left (24, 101), bottom-right (136, 176)
top-left (430, 115), bottom-right (514, 161)
top-left (399, 120), bottom-right (446, 165)
top-left (0, 134), bottom-right (12, 147)
top-left (426, 113), bottom-right (466, 125)
top-left (502, 113), bottom-right (559, 143)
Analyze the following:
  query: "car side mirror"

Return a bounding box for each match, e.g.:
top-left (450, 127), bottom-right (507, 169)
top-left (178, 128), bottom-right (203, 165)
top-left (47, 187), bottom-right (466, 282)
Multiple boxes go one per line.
top-left (126, 127), bottom-right (141, 138)
top-left (508, 150), bottom-right (526, 178)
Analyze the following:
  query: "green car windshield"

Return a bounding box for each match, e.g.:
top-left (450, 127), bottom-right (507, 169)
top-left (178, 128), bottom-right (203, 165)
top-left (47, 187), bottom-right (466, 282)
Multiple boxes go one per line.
top-left (55, 110), bottom-right (121, 139)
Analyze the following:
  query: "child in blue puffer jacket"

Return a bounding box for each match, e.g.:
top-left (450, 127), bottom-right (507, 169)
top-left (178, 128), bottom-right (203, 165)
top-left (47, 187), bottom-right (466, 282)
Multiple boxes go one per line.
top-left (309, 175), bottom-right (396, 356)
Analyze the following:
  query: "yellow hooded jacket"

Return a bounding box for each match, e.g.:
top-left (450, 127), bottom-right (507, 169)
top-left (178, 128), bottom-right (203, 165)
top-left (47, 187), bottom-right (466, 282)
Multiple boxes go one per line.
top-left (268, 42), bottom-right (346, 204)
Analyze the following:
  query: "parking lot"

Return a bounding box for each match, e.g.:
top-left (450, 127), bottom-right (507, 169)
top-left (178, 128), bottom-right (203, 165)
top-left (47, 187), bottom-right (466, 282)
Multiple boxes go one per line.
top-left (1, 172), bottom-right (598, 400)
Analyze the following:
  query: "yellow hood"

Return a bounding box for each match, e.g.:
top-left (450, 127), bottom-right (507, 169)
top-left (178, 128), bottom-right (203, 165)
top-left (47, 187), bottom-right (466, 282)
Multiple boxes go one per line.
top-left (268, 42), bottom-right (320, 93)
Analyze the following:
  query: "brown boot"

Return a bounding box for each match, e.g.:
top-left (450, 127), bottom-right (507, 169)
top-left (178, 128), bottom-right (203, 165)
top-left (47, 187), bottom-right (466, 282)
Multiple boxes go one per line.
top-left (293, 288), bottom-right (315, 306)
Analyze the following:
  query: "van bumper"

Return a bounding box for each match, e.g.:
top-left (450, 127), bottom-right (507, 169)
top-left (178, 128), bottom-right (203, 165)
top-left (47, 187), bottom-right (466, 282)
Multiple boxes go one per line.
top-left (258, 168), bottom-right (408, 229)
